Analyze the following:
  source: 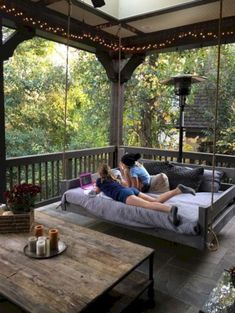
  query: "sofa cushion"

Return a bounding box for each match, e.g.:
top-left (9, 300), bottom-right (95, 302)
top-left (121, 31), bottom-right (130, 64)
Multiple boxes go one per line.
top-left (165, 166), bottom-right (204, 191)
top-left (199, 169), bottom-right (224, 192)
top-left (142, 161), bottom-right (174, 175)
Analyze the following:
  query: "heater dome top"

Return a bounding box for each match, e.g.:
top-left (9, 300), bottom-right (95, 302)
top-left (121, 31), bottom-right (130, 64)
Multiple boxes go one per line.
top-left (161, 74), bottom-right (207, 85)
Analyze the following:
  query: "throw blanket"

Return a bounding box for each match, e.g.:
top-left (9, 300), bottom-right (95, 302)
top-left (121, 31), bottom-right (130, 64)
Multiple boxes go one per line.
top-left (61, 188), bottom-right (222, 235)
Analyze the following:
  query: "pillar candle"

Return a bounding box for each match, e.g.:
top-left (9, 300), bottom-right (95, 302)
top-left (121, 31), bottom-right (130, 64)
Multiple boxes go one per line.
top-left (49, 228), bottom-right (59, 251)
top-left (39, 236), bottom-right (50, 254)
top-left (46, 238), bottom-right (50, 254)
top-left (28, 236), bottom-right (37, 253)
top-left (36, 239), bottom-right (46, 256)
top-left (34, 225), bottom-right (44, 237)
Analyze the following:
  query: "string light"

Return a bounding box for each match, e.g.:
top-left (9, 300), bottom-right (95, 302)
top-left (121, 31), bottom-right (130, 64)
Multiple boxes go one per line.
top-left (1, 3), bottom-right (234, 54)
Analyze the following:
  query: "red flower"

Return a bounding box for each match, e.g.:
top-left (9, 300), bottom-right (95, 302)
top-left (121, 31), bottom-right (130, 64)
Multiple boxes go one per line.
top-left (4, 183), bottom-right (41, 213)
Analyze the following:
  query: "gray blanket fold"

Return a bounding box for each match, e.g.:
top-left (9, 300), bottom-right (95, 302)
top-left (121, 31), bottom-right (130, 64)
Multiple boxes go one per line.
top-left (61, 188), bottom-right (222, 235)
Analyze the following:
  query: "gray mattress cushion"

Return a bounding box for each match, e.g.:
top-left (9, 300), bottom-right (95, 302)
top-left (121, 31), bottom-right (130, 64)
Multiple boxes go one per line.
top-left (198, 169), bottom-right (224, 192)
top-left (62, 188), bottom-right (223, 235)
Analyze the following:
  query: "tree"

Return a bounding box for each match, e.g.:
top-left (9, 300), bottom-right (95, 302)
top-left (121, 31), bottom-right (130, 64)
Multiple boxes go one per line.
top-left (4, 32), bottom-right (110, 156)
top-left (124, 45), bottom-right (235, 154)
top-left (4, 25), bottom-right (234, 156)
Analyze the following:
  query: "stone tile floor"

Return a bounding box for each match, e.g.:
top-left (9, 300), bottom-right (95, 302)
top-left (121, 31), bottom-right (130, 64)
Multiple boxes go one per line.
top-left (1, 202), bottom-right (235, 313)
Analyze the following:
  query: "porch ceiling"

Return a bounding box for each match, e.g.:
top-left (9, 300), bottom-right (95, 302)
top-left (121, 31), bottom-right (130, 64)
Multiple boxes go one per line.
top-left (1, 0), bottom-right (235, 55)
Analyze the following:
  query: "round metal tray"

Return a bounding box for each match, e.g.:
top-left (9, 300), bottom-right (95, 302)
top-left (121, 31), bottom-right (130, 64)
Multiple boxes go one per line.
top-left (24, 241), bottom-right (67, 259)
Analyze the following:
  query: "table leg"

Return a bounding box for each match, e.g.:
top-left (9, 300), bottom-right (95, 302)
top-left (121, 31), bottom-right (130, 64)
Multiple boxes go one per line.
top-left (147, 252), bottom-right (155, 305)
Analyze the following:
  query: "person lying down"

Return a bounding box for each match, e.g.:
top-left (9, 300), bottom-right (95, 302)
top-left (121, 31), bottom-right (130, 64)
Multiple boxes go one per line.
top-left (94, 163), bottom-right (196, 226)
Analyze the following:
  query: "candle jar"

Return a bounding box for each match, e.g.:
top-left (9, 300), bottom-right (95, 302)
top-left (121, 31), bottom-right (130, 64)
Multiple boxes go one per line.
top-left (34, 225), bottom-right (44, 237)
top-left (36, 239), bottom-right (46, 256)
top-left (28, 236), bottom-right (37, 253)
top-left (38, 236), bottom-right (47, 241)
top-left (49, 229), bottom-right (59, 251)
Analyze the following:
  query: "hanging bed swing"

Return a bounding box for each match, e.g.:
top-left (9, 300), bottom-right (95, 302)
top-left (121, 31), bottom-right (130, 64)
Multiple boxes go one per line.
top-left (59, 0), bottom-right (235, 250)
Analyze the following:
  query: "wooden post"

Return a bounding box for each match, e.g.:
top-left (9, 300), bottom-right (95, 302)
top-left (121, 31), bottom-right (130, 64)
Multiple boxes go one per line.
top-left (110, 80), bottom-right (124, 146)
top-left (97, 51), bottom-right (146, 166)
top-left (0, 25), bottom-right (35, 202)
top-left (0, 22), bottom-right (6, 202)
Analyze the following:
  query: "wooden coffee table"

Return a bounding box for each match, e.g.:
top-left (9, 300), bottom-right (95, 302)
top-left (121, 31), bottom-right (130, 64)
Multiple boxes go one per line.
top-left (0, 211), bottom-right (154, 313)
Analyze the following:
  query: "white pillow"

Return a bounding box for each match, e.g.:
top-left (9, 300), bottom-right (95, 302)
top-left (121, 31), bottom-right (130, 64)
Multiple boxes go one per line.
top-left (149, 173), bottom-right (170, 193)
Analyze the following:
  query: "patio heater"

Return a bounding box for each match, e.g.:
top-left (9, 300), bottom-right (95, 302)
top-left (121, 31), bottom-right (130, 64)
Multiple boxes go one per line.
top-left (161, 74), bottom-right (206, 163)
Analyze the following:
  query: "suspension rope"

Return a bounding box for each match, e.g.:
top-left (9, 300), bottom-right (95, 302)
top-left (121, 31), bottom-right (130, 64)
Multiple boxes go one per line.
top-left (62, 0), bottom-right (72, 180)
top-left (114, 24), bottom-right (122, 148)
top-left (207, 0), bottom-right (223, 252)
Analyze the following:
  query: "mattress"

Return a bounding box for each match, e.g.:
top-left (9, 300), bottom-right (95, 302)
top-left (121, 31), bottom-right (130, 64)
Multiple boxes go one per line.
top-left (61, 188), bottom-right (223, 235)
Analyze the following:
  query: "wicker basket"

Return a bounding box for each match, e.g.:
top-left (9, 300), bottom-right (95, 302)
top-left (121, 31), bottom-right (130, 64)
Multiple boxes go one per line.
top-left (0, 210), bottom-right (34, 233)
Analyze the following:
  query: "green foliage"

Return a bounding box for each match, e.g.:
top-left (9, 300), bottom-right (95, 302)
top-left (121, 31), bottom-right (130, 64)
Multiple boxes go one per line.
top-left (4, 31), bottom-right (110, 156)
top-left (124, 46), bottom-right (235, 153)
top-left (3, 26), bottom-right (235, 157)
top-left (124, 54), bottom-right (177, 148)
top-left (68, 51), bottom-right (110, 148)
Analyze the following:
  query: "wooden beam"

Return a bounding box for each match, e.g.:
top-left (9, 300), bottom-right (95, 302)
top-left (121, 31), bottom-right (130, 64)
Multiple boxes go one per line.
top-left (1, 0), bottom-right (234, 55)
top-left (96, 21), bottom-right (144, 35)
top-left (0, 26), bottom-right (35, 61)
top-left (96, 51), bottom-right (146, 83)
top-left (121, 54), bottom-right (145, 83)
top-left (0, 0), bottom-right (118, 53)
top-left (122, 16), bottom-right (235, 52)
top-left (0, 22), bottom-right (6, 202)
top-left (96, 51), bottom-right (118, 82)
top-left (36, 0), bottom-right (61, 5)
top-left (97, 52), bottom-right (146, 146)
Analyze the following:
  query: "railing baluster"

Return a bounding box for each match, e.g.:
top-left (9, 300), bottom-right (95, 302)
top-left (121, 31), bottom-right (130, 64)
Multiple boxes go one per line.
top-left (56, 160), bottom-right (60, 195)
top-left (5, 146), bottom-right (234, 206)
top-left (45, 162), bottom-right (48, 199)
top-left (39, 163), bottom-right (42, 201)
top-left (51, 161), bottom-right (55, 197)
top-left (32, 164), bottom-right (35, 185)
top-left (17, 165), bottom-right (21, 185)
top-left (9, 167), bottom-right (13, 189)
top-left (25, 165), bottom-right (28, 183)
top-left (74, 158), bottom-right (77, 177)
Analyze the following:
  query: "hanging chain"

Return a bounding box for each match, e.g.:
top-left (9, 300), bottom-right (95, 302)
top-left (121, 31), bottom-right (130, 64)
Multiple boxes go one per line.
top-left (207, 0), bottom-right (223, 251)
top-left (62, 0), bottom-right (72, 180)
top-left (117, 24), bottom-right (122, 147)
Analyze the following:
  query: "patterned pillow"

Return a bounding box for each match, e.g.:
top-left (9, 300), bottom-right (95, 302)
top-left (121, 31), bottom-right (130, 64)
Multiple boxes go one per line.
top-left (164, 165), bottom-right (204, 191)
top-left (199, 169), bottom-right (224, 192)
top-left (142, 161), bottom-right (173, 175)
top-left (149, 173), bottom-right (170, 193)
top-left (142, 161), bottom-right (204, 191)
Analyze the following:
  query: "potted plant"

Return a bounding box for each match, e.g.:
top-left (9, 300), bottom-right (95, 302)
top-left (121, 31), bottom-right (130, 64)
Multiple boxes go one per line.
top-left (4, 183), bottom-right (41, 214)
top-left (225, 266), bottom-right (235, 288)
top-left (0, 183), bottom-right (41, 233)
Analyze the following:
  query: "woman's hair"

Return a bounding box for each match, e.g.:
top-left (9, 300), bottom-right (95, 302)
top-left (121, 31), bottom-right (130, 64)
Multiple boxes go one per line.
top-left (98, 163), bottom-right (119, 182)
top-left (121, 153), bottom-right (141, 167)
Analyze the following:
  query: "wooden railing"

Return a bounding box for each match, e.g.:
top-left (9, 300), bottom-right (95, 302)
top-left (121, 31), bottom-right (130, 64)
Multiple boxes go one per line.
top-left (122, 146), bottom-right (235, 168)
top-left (5, 145), bottom-right (234, 206)
top-left (122, 146), bottom-right (235, 184)
top-left (6, 146), bottom-right (116, 206)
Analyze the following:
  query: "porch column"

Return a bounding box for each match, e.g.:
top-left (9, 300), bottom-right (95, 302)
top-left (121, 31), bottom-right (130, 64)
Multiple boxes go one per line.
top-left (0, 22), bottom-right (6, 202)
top-left (110, 80), bottom-right (124, 146)
top-left (0, 24), bottom-right (35, 202)
top-left (96, 52), bottom-right (145, 150)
